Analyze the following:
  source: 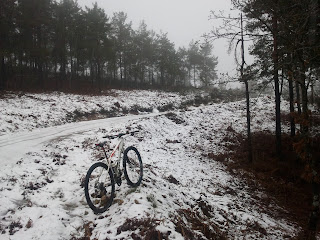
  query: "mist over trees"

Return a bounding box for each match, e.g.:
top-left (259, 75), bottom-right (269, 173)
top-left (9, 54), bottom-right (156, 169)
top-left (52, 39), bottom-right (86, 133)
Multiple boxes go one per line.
top-left (0, 0), bottom-right (218, 91)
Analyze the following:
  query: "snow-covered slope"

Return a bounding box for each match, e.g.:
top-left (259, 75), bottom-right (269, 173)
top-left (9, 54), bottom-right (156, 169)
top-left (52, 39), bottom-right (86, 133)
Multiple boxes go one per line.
top-left (0, 91), bottom-right (299, 239)
top-left (0, 90), bottom-right (199, 135)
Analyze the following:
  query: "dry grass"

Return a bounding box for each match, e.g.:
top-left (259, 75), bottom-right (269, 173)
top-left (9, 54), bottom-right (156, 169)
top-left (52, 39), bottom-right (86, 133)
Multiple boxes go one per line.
top-left (209, 129), bottom-right (320, 235)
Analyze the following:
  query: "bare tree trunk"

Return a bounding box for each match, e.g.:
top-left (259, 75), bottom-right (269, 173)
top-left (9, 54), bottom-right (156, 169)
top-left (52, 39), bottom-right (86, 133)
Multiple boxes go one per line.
top-left (193, 65), bottom-right (196, 87)
top-left (37, 27), bottom-right (44, 89)
top-left (124, 61), bottom-right (127, 88)
top-left (90, 61), bottom-right (94, 88)
top-left (0, 55), bottom-right (5, 90)
top-left (151, 68), bottom-right (154, 86)
top-left (113, 60), bottom-right (116, 84)
top-left (97, 61), bottom-right (101, 92)
top-left (301, 73), bottom-right (319, 237)
top-left (306, 1), bottom-right (319, 234)
top-left (70, 55), bottom-right (73, 90)
top-left (310, 76), bottom-right (314, 105)
top-left (288, 69), bottom-right (295, 137)
top-left (119, 54), bottom-right (123, 86)
top-left (295, 78), bottom-right (302, 115)
top-left (60, 60), bottom-right (66, 90)
top-left (272, 12), bottom-right (282, 160)
top-left (240, 14), bottom-right (253, 163)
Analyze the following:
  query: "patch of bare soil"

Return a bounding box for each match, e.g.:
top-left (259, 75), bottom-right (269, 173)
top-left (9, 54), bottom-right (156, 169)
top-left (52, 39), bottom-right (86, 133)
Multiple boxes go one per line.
top-left (208, 127), bottom-right (320, 236)
top-left (173, 207), bottom-right (227, 240)
top-left (116, 218), bottom-right (171, 240)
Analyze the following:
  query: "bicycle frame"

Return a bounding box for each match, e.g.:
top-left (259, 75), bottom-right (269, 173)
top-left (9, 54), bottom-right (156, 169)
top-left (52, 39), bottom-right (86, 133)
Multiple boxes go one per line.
top-left (101, 137), bottom-right (125, 173)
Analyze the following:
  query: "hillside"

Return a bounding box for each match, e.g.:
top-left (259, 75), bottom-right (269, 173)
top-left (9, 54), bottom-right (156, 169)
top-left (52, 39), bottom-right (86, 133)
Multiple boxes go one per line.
top-left (0, 90), bottom-right (315, 239)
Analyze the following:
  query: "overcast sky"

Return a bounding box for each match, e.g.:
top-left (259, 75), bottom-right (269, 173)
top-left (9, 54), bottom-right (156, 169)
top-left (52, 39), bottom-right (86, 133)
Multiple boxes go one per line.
top-left (77, 0), bottom-right (238, 76)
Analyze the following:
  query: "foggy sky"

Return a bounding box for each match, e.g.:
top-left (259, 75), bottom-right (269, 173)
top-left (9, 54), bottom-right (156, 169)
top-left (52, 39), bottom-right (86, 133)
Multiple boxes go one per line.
top-left (77, 0), bottom-right (238, 76)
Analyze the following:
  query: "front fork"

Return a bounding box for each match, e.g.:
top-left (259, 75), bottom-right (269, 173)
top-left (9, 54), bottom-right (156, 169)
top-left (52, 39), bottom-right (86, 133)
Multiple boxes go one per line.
top-left (109, 139), bottom-right (124, 185)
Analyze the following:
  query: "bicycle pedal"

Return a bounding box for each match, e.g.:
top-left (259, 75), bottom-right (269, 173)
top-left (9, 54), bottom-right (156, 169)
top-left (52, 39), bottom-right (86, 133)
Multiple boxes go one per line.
top-left (115, 177), bottom-right (122, 186)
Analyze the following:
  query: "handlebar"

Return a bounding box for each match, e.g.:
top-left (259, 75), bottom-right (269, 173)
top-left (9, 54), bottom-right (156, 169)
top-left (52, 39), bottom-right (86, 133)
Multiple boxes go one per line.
top-left (102, 130), bottom-right (139, 139)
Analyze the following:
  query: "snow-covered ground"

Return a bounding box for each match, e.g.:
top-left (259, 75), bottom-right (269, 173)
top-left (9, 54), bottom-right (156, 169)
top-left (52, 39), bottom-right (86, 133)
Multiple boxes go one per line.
top-left (0, 90), bottom-right (201, 135)
top-left (0, 91), bottom-right (300, 239)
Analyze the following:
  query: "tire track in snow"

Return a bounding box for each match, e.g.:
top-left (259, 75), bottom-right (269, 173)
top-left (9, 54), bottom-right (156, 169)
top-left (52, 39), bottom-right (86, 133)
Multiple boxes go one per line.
top-left (0, 113), bottom-right (162, 166)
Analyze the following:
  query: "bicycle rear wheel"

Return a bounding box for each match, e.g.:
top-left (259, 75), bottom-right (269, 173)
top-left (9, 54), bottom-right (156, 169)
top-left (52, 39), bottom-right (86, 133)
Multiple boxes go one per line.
top-left (123, 146), bottom-right (143, 187)
top-left (84, 162), bottom-right (115, 213)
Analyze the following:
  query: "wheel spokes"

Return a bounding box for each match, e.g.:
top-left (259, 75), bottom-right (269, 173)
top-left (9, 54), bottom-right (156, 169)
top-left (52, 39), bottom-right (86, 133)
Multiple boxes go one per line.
top-left (88, 168), bottom-right (112, 210)
top-left (126, 152), bottom-right (141, 183)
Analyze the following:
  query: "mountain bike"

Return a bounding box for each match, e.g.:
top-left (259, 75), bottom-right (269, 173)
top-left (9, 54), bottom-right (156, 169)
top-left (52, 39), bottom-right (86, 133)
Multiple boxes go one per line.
top-left (84, 131), bottom-right (143, 213)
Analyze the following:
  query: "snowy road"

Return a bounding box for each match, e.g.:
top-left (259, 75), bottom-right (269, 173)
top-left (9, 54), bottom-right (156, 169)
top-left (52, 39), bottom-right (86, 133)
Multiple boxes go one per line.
top-left (0, 113), bottom-right (160, 166)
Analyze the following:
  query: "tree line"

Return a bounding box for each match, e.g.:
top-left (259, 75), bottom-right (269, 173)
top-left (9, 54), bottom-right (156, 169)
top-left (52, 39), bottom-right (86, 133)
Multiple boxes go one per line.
top-left (0, 0), bottom-right (218, 91)
top-left (210, 0), bottom-right (319, 237)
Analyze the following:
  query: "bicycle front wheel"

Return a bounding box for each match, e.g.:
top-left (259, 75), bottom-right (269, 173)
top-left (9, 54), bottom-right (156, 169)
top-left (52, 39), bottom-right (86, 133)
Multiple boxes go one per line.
top-left (84, 162), bottom-right (115, 213)
top-left (123, 146), bottom-right (143, 187)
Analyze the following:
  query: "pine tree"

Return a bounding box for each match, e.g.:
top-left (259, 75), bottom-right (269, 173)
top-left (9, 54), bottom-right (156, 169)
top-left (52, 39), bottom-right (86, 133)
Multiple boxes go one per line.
top-left (85, 3), bottom-right (111, 90)
top-left (198, 41), bottom-right (218, 87)
top-left (111, 12), bottom-right (132, 87)
top-left (0, 0), bottom-right (16, 89)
